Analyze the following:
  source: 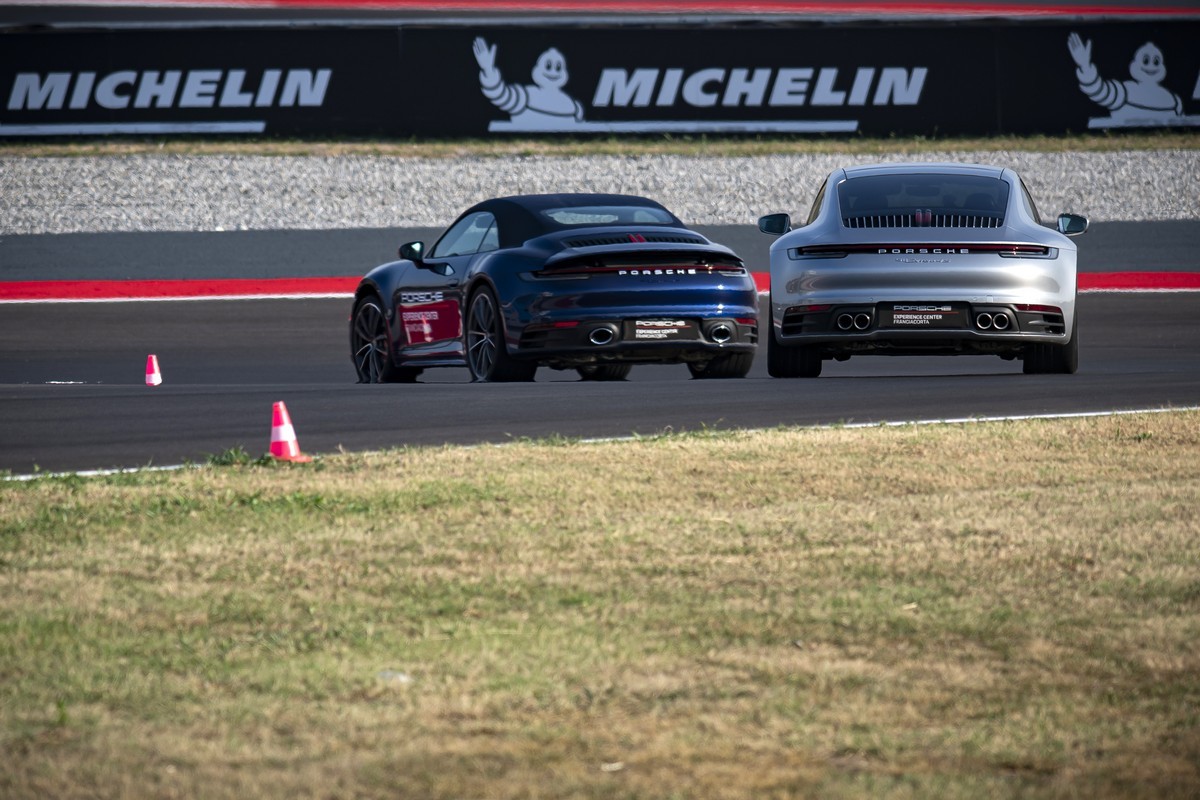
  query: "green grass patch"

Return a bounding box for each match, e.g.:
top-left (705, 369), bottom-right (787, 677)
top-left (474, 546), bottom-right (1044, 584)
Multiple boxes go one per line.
top-left (1, 412), bottom-right (1198, 798)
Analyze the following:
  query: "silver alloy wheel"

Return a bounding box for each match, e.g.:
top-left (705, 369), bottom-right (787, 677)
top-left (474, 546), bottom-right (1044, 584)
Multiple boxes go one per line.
top-left (352, 300), bottom-right (389, 383)
top-left (467, 291), bottom-right (499, 380)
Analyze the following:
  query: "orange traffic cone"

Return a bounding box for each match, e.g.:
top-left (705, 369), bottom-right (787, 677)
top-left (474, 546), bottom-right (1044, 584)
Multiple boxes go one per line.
top-left (145, 354), bottom-right (162, 386)
top-left (269, 401), bottom-right (312, 462)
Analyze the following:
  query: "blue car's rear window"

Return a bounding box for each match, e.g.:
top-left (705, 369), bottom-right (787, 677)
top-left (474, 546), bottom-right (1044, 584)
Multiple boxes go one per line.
top-left (540, 205), bottom-right (676, 226)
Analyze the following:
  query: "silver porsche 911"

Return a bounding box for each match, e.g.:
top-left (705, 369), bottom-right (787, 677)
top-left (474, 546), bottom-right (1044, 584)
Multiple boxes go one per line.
top-left (758, 162), bottom-right (1088, 377)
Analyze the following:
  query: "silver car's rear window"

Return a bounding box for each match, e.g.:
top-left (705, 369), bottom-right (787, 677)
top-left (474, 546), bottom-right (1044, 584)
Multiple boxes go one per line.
top-left (540, 205), bottom-right (676, 226)
top-left (839, 174), bottom-right (1010, 229)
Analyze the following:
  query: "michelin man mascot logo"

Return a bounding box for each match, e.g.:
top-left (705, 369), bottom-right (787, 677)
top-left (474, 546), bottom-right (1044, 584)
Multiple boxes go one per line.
top-left (1067, 32), bottom-right (1194, 128)
top-left (474, 36), bottom-right (585, 131)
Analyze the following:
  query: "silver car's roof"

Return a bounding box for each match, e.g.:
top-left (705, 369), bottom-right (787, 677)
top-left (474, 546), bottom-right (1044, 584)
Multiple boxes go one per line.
top-left (841, 162), bottom-right (1007, 180)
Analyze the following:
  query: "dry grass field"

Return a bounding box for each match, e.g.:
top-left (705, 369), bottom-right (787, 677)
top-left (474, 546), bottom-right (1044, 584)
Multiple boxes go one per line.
top-left (2, 411), bottom-right (1198, 798)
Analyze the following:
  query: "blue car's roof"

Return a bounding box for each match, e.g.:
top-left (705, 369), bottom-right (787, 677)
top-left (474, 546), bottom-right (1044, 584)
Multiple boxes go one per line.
top-left (459, 193), bottom-right (685, 249)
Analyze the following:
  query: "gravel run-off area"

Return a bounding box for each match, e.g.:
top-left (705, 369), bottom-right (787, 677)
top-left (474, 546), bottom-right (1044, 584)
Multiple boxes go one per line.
top-left (1, 150), bottom-right (1198, 235)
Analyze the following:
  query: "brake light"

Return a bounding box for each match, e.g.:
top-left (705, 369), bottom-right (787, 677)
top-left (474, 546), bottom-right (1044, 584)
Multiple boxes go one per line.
top-left (791, 245), bottom-right (847, 259)
top-left (994, 245), bottom-right (1054, 258)
top-left (535, 264), bottom-right (747, 277)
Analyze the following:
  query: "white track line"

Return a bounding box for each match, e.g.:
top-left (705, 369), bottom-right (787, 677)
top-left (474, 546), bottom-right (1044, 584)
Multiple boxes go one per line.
top-left (575, 405), bottom-right (1200, 444)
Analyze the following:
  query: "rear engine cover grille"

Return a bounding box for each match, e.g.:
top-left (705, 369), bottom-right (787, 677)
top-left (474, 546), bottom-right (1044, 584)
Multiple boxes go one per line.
top-left (843, 213), bottom-right (1003, 229)
top-left (565, 233), bottom-right (706, 248)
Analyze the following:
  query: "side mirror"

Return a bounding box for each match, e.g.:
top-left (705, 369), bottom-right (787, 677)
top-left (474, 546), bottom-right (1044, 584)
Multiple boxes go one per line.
top-left (399, 241), bottom-right (425, 262)
top-left (758, 213), bottom-right (792, 236)
top-left (1056, 213), bottom-right (1088, 237)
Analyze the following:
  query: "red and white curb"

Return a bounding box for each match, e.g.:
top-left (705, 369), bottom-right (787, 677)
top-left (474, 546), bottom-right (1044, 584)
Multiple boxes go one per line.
top-left (1, 271), bottom-right (1199, 303)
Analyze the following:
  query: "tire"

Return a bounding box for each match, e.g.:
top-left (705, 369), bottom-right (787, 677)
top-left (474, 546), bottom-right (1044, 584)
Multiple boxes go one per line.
top-left (577, 363), bottom-right (632, 381)
top-left (350, 295), bottom-right (421, 383)
top-left (465, 288), bottom-right (537, 382)
top-left (1024, 311), bottom-right (1078, 375)
top-left (767, 331), bottom-right (821, 378)
top-left (687, 352), bottom-right (753, 379)
top-left (1023, 346), bottom-right (1050, 374)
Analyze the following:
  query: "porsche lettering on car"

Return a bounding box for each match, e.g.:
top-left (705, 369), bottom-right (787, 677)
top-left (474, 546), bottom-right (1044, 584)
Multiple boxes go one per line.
top-left (350, 193), bottom-right (758, 383)
top-left (758, 162), bottom-right (1089, 377)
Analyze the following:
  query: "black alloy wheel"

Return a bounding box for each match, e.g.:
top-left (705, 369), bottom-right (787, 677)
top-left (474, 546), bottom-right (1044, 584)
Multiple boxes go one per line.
top-left (466, 288), bottom-right (537, 382)
top-left (351, 295), bottom-right (420, 383)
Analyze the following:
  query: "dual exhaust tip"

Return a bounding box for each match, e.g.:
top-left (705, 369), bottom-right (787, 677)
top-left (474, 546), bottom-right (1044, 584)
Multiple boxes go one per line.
top-left (836, 312), bottom-right (873, 331)
top-left (587, 322), bottom-right (736, 346)
top-left (976, 312), bottom-right (1011, 331)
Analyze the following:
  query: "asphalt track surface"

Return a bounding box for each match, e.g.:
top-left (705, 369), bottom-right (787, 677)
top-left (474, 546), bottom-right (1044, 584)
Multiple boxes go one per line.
top-left (3, 222), bottom-right (1198, 282)
top-left (1, 221), bottom-right (1198, 475)
top-left (2, 2), bottom-right (1197, 474)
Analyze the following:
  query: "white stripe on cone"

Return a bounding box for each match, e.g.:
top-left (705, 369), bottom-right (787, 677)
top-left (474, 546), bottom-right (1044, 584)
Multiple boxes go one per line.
top-left (269, 400), bottom-right (312, 462)
top-left (145, 354), bottom-right (162, 386)
top-left (270, 423), bottom-right (296, 443)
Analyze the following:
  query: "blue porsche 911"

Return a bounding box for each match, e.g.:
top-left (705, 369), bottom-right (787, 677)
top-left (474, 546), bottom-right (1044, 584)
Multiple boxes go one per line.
top-left (350, 193), bottom-right (759, 382)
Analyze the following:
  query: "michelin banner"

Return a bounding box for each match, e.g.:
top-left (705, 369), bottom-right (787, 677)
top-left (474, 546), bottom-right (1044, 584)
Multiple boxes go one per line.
top-left (2, 20), bottom-right (1198, 137)
top-left (0, 27), bottom-right (404, 136)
